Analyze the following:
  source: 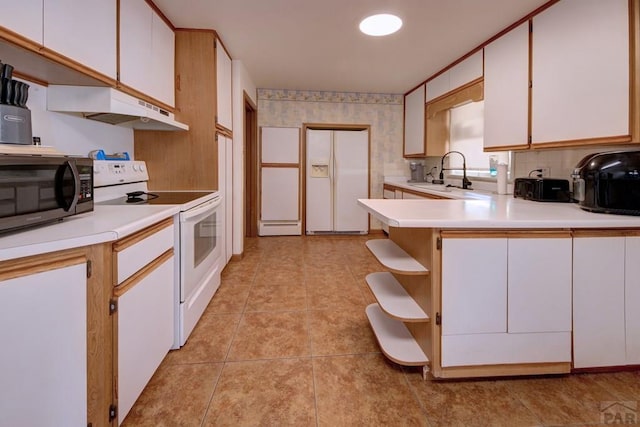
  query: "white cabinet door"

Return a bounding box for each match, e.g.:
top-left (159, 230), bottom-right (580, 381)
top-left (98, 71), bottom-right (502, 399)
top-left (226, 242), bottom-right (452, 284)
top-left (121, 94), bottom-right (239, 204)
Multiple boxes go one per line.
top-left (216, 40), bottom-right (233, 131)
top-left (120, 0), bottom-right (152, 93)
top-left (118, 255), bottom-right (174, 424)
top-left (484, 22), bottom-right (529, 150)
top-left (425, 72), bottom-right (449, 102)
top-left (531, 0), bottom-right (629, 144)
top-left (0, 262), bottom-right (87, 426)
top-left (120, 0), bottom-right (175, 106)
top-left (401, 192), bottom-right (424, 200)
top-left (261, 167), bottom-right (299, 221)
top-left (403, 84), bottom-right (425, 156)
top-left (43, 0), bottom-right (117, 79)
top-left (261, 127), bottom-right (300, 163)
top-left (151, 12), bottom-right (175, 106)
top-left (449, 51), bottom-right (483, 89)
top-left (573, 237), bottom-right (626, 368)
top-left (508, 237), bottom-right (572, 333)
top-left (441, 238), bottom-right (507, 335)
top-left (625, 237), bottom-right (640, 364)
top-left (0, 1), bottom-right (43, 43)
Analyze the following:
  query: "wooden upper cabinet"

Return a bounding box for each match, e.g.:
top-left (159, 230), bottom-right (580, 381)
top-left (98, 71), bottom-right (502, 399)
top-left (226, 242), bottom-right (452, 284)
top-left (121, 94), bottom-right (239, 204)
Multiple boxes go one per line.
top-left (43, 0), bottom-right (117, 79)
top-left (403, 84), bottom-right (425, 157)
top-left (0, 1), bottom-right (43, 44)
top-left (484, 22), bottom-right (530, 151)
top-left (531, 0), bottom-right (630, 146)
top-left (120, 0), bottom-right (175, 107)
top-left (216, 39), bottom-right (232, 131)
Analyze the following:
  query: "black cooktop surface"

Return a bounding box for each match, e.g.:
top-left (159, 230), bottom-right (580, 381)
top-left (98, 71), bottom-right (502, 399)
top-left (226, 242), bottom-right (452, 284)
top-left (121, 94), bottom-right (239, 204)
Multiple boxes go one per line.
top-left (99, 191), bottom-right (214, 206)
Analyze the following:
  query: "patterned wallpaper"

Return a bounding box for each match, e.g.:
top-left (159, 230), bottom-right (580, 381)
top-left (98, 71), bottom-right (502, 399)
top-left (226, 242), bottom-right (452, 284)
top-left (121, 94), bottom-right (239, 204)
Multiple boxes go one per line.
top-left (257, 88), bottom-right (407, 230)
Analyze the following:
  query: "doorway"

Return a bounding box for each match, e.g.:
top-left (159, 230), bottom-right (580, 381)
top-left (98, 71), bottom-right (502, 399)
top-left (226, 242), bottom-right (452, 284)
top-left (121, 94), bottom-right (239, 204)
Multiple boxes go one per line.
top-left (244, 92), bottom-right (258, 238)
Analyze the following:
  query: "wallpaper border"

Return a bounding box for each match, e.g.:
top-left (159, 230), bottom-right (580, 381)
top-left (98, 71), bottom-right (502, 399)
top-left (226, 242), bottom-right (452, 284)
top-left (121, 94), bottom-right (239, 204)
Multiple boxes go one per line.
top-left (258, 88), bottom-right (403, 105)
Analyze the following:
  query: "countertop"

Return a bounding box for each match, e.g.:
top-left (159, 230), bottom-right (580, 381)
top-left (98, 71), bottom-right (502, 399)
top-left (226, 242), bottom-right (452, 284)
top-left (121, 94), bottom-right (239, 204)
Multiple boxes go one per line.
top-left (0, 205), bottom-right (180, 261)
top-left (360, 178), bottom-right (640, 229)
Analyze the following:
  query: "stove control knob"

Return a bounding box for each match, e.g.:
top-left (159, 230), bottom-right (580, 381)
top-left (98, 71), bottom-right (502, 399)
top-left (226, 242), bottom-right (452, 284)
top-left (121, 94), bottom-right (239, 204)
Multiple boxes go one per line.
top-left (139, 164), bottom-right (146, 172)
top-left (132, 164), bottom-right (139, 172)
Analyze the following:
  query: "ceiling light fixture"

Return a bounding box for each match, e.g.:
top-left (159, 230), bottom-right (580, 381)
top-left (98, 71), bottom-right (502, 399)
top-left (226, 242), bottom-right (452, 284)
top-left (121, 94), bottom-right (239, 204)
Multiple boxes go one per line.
top-left (359, 13), bottom-right (403, 37)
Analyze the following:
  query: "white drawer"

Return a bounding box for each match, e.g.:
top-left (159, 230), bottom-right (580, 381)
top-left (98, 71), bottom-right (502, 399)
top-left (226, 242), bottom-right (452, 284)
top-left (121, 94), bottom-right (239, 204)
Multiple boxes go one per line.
top-left (114, 219), bottom-right (174, 285)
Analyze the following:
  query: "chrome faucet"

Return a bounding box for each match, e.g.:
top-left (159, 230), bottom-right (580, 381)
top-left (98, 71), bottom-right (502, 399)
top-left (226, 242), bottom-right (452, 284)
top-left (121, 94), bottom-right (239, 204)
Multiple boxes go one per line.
top-left (432, 150), bottom-right (472, 189)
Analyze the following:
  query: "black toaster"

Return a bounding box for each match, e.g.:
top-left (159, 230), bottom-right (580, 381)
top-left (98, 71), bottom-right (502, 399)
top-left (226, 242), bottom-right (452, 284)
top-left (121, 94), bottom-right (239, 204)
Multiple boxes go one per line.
top-left (513, 177), bottom-right (571, 202)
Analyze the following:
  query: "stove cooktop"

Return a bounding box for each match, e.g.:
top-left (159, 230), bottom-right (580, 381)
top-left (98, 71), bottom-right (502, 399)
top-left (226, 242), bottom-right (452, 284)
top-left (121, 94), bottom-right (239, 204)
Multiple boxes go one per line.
top-left (98, 191), bottom-right (215, 206)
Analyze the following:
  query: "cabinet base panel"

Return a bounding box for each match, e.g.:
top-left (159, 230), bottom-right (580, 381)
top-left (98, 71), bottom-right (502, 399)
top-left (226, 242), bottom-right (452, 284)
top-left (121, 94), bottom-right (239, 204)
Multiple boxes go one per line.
top-left (572, 364), bottom-right (640, 374)
top-left (433, 362), bottom-right (571, 379)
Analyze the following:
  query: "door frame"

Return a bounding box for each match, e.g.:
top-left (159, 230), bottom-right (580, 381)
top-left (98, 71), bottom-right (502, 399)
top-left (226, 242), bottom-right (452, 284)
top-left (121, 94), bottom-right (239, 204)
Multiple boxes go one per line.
top-left (301, 123), bottom-right (371, 234)
top-left (244, 91), bottom-right (258, 239)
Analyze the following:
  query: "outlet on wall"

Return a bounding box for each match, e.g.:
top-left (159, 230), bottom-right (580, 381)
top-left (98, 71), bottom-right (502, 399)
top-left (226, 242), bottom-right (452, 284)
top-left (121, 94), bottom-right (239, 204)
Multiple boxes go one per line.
top-left (536, 166), bottom-right (550, 177)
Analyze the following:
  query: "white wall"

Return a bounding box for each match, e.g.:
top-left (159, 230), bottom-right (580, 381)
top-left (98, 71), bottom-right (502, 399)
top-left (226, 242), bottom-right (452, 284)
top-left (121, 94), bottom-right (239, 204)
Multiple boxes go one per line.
top-left (21, 79), bottom-right (134, 157)
top-left (231, 60), bottom-right (257, 256)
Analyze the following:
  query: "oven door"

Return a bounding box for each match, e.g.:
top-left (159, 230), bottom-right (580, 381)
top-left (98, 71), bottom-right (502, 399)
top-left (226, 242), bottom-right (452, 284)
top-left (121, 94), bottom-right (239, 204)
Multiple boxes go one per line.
top-left (179, 196), bottom-right (223, 302)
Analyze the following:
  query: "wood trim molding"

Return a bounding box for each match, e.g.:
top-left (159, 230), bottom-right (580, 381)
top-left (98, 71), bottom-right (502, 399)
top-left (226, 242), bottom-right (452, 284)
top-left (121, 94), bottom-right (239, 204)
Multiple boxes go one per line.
top-left (146, 0), bottom-right (175, 30)
top-left (0, 249), bottom-right (86, 282)
top-left (216, 125), bottom-right (233, 138)
top-left (426, 79), bottom-right (484, 117)
top-left (440, 230), bottom-right (572, 239)
top-left (531, 135), bottom-right (633, 149)
top-left (436, 361), bottom-right (571, 379)
top-left (113, 249), bottom-right (173, 297)
top-left (573, 228), bottom-right (640, 238)
top-left (112, 217), bottom-right (174, 252)
top-left (484, 144), bottom-right (531, 152)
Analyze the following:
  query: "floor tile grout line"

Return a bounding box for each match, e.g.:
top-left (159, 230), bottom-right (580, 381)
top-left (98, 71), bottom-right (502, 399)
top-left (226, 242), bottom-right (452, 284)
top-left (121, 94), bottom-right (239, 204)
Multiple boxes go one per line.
top-left (400, 366), bottom-right (434, 427)
top-left (198, 361), bottom-right (225, 427)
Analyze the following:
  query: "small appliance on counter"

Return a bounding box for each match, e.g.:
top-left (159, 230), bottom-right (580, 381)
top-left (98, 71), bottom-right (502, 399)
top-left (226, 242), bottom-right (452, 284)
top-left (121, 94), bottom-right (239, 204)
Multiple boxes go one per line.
top-left (0, 155), bottom-right (94, 233)
top-left (408, 161), bottom-right (426, 182)
top-left (513, 177), bottom-right (571, 202)
top-left (572, 150), bottom-right (640, 215)
top-left (0, 61), bottom-right (32, 145)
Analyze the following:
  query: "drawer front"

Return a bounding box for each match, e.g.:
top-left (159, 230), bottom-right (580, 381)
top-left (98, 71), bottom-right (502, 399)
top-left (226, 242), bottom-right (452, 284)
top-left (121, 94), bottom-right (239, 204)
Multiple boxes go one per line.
top-left (115, 222), bottom-right (174, 285)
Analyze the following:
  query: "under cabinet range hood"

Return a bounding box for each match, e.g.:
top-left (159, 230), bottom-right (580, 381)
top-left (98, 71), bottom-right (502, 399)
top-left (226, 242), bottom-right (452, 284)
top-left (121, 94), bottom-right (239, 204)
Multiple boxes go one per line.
top-left (47, 86), bottom-right (189, 131)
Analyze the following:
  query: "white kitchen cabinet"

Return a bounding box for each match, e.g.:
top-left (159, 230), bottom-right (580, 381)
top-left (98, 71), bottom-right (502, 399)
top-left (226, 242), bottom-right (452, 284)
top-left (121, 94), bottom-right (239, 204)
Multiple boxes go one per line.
top-left (625, 237), bottom-right (640, 364)
top-left (113, 219), bottom-right (175, 424)
top-left (441, 237), bottom-right (507, 335)
top-left (0, 1), bottom-right (43, 44)
top-left (573, 235), bottom-right (640, 368)
top-left (403, 84), bottom-right (425, 156)
top-left (484, 22), bottom-right (529, 150)
top-left (216, 39), bottom-right (233, 131)
top-left (426, 51), bottom-right (483, 102)
top-left (43, 0), bottom-right (117, 79)
top-left (0, 259), bottom-right (87, 426)
top-left (507, 237), bottom-right (572, 333)
top-left (441, 234), bottom-right (572, 368)
top-left (120, 0), bottom-right (175, 106)
top-left (531, 0), bottom-right (629, 144)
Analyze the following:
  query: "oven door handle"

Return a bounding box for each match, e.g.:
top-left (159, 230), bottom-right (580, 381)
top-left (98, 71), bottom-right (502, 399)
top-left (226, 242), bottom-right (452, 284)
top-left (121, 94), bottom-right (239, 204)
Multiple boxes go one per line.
top-left (180, 197), bottom-right (222, 222)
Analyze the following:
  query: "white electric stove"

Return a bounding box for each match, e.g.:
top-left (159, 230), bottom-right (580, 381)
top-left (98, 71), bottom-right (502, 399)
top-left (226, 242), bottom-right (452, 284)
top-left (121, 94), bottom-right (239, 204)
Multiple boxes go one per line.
top-left (94, 160), bottom-right (223, 348)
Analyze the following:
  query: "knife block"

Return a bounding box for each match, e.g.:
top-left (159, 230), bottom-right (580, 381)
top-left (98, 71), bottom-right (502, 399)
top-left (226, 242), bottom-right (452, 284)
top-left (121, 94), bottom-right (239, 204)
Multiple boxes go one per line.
top-left (0, 104), bottom-right (32, 145)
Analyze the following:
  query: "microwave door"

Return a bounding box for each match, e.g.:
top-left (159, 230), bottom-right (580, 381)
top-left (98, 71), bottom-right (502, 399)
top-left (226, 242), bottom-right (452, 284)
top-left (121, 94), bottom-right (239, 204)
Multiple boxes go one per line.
top-left (55, 160), bottom-right (80, 213)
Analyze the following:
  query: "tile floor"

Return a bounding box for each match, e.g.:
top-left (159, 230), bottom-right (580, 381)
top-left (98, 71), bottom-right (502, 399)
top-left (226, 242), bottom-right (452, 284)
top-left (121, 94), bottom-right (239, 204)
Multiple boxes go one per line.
top-left (122, 235), bottom-right (640, 427)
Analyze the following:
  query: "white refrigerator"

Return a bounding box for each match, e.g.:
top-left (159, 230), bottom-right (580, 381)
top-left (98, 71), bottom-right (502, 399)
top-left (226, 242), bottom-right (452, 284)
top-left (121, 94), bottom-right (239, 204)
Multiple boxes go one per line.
top-left (306, 129), bottom-right (369, 234)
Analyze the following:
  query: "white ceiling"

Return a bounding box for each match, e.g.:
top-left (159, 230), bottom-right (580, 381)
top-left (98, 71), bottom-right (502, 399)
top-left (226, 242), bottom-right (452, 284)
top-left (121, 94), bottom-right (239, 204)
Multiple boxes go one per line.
top-left (153, 0), bottom-right (549, 94)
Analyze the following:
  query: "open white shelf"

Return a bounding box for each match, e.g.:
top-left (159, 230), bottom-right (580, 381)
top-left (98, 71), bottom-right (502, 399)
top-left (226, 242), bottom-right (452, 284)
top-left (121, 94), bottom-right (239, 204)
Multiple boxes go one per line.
top-left (365, 239), bottom-right (428, 275)
top-left (366, 272), bottom-right (429, 322)
top-left (365, 303), bottom-right (429, 366)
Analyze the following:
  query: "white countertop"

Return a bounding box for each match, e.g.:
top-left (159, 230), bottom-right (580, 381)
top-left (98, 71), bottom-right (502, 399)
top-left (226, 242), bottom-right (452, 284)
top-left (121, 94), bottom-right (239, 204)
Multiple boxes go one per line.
top-left (0, 205), bottom-right (180, 261)
top-left (362, 178), bottom-right (640, 229)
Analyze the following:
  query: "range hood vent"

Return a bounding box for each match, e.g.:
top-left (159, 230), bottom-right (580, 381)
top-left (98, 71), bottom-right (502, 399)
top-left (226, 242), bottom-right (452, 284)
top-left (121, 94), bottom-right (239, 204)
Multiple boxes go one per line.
top-left (47, 86), bottom-right (189, 131)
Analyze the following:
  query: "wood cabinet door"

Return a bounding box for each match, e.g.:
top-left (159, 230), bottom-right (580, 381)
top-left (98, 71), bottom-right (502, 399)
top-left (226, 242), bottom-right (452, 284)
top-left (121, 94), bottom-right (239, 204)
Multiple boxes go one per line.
top-left (0, 0), bottom-right (43, 44)
top-left (625, 236), bottom-right (640, 364)
top-left (403, 84), bottom-right (425, 156)
top-left (484, 22), bottom-right (529, 150)
top-left (216, 40), bottom-right (233, 130)
top-left (44, 0), bottom-right (117, 79)
top-left (573, 236), bottom-right (626, 368)
top-left (507, 237), bottom-right (572, 333)
top-left (0, 260), bottom-right (87, 426)
top-left (441, 238), bottom-right (507, 335)
top-left (531, 0), bottom-right (629, 144)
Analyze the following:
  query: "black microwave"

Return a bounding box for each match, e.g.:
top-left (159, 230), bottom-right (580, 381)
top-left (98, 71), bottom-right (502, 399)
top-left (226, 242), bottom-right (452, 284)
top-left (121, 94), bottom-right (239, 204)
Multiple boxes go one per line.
top-left (0, 154), bottom-right (94, 233)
